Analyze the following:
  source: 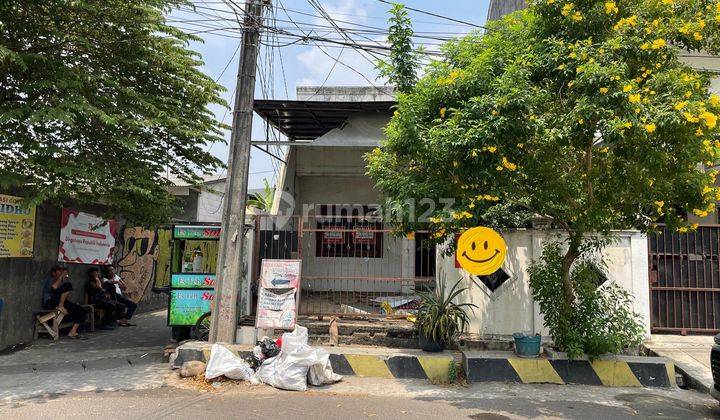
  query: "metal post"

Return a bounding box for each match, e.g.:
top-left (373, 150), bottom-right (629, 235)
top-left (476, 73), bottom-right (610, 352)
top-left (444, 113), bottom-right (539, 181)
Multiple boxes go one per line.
top-left (209, 0), bottom-right (268, 343)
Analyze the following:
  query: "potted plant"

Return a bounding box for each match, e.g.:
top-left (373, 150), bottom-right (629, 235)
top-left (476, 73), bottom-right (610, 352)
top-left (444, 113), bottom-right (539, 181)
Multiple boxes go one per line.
top-left (417, 277), bottom-right (477, 352)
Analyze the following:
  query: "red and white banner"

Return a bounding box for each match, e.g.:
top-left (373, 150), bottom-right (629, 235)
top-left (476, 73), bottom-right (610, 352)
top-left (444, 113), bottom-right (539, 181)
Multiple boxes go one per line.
top-left (58, 208), bottom-right (117, 265)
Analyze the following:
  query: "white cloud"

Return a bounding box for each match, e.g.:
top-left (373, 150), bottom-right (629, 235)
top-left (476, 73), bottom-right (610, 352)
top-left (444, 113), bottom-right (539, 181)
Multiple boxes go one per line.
top-left (294, 0), bottom-right (388, 89)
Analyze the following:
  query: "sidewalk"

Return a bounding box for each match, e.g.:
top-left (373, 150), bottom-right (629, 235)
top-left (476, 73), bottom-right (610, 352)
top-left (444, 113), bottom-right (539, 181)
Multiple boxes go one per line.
top-left (644, 335), bottom-right (716, 392)
top-left (0, 310), bottom-right (172, 402)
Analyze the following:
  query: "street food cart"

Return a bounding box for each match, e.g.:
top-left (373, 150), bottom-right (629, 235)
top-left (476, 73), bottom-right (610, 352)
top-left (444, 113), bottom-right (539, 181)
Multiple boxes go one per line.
top-left (167, 223), bottom-right (220, 340)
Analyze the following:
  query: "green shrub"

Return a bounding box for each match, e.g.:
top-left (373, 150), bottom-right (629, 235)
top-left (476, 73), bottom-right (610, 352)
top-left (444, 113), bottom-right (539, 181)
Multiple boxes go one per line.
top-left (528, 243), bottom-right (645, 359)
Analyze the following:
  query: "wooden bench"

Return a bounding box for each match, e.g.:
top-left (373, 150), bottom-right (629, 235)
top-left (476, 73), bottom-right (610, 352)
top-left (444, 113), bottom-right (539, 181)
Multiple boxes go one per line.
top-left (34, 305), bottom-right (96, 340)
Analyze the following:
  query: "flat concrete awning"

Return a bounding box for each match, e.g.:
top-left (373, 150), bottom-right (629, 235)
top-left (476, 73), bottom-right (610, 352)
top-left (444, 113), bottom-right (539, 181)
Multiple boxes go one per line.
top-left (253, 99), bottom-right (395, 141)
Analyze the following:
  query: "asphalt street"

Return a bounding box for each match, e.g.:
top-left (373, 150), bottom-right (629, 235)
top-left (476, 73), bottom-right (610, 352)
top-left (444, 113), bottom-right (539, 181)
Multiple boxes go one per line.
top-left (2, 375), bottom-right (719, 419)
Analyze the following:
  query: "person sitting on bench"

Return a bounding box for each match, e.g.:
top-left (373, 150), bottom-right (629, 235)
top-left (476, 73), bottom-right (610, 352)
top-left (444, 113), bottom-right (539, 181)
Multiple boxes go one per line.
top-left (42, 265), bottom-right (86, 339)
top-left (102, 265), bottom-right (137, 326)
top-left (86, 267), bottom-right (126, 329)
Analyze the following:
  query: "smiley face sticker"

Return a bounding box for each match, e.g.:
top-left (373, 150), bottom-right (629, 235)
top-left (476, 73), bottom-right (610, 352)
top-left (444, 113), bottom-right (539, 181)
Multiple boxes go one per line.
top-left (457, 227), bottom-right (507, 276)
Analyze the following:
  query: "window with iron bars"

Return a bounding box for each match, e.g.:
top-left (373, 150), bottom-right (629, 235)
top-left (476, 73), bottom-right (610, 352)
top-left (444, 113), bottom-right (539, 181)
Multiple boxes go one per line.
top-left (314, 205), bottom-right (383, 258)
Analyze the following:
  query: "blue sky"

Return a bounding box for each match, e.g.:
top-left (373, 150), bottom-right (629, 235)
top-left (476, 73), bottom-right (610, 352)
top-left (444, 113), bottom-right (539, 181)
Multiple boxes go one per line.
top-left (170, 0), bottom-right (491, 188)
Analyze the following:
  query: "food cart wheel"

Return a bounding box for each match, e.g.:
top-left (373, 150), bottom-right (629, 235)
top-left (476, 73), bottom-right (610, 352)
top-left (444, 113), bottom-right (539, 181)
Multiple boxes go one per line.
top-left (193, 311), bottom-right (212, 341)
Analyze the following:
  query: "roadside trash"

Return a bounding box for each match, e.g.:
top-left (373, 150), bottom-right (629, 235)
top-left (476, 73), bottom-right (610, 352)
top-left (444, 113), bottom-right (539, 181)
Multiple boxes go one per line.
top-left (205, 343), bottom-right (260, 384)
top-left (180, 361), bottom-right (206, 378)
top-left (243, 354), bottom-right (261, 370)
top-left (258, 337), bottom-right (281, 359)
top-left (256, 326), bottom-right (342, 391)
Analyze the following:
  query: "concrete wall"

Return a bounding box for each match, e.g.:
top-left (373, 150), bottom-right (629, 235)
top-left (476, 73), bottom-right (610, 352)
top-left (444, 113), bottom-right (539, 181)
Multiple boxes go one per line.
top-left (0, 202), bottom-right (168, 350)
top-left (438, 230), bottom-right (651, 338)
top-left (487, 0), bottom-right (526, 21)
top-left (296, 86), bottom-right (395, 102)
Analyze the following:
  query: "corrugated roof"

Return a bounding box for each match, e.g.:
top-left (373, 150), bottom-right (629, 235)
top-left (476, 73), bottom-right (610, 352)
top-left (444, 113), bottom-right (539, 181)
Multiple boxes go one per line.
top-left (253, 99), bottom-right (396, 141)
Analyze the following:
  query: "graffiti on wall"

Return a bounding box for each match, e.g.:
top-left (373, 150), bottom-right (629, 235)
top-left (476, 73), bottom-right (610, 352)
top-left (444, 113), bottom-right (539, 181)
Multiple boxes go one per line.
top-left (115, 227), bottom-right (172, 302)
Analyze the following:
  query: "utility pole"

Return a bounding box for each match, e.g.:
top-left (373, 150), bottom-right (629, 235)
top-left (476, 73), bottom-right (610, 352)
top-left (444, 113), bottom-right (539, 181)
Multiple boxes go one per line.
top-left (209, 0), bottom-right (268, 343)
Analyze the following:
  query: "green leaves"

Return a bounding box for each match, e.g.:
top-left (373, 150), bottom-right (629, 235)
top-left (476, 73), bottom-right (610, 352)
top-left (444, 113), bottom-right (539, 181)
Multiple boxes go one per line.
top-left (417, 276), bottom-right (477, 344)
top-left (0, 0), bottom-right (227, 225)
top-left (376, 3), bottom-right (420, 94)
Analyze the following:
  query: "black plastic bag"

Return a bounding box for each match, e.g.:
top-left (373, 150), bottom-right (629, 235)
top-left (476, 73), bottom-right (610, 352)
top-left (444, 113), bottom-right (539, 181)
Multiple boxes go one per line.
top-left (258, 337), bottom-right (280, 359)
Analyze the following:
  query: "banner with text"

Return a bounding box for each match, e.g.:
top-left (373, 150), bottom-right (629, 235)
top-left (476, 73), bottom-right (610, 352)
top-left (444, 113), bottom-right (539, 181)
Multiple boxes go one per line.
top-left (58, 208), bottom-right (117, 265)
top-left (0, 194), bottom-right (36, 258)
top-left (256, 288), bottom-right (297, 329)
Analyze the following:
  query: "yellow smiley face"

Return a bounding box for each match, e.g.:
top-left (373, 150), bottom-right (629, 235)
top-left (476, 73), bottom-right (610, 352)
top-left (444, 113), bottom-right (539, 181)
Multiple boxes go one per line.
top-left (456, 226), bottom-right (507, 276)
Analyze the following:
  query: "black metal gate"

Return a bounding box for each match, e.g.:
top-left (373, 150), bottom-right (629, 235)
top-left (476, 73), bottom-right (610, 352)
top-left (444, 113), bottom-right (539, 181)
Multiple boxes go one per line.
top-left (648, 225), bottom-right (720, 334)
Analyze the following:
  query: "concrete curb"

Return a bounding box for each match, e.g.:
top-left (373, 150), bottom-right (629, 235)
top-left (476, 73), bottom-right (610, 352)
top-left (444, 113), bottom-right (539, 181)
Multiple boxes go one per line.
top-left (463, 351), bottom-right (676, 388)
top-left (173, 342), bottom-right (455, 382)
top-left (642, 345), bottom-right (712, 393)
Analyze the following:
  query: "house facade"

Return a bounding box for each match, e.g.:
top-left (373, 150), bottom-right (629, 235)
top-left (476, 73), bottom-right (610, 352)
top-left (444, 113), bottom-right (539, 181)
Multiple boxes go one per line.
top-left (253, 86), bottom-right (434, 315)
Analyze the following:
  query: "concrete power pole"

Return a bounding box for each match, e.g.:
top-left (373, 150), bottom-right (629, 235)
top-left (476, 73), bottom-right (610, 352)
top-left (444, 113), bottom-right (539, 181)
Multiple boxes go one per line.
top-left (209, 0), bottom-right (267, 343)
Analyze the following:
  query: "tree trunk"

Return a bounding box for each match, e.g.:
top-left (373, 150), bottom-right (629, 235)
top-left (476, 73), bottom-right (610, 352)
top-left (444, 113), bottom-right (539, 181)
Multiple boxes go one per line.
top-left (560, 234), bottom-right (581, 308)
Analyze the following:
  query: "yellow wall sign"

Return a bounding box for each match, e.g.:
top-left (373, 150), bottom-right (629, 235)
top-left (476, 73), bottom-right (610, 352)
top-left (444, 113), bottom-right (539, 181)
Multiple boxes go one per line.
top-left (456, 226), bottom-right (507, 276)
top-left (0, 194), bottom-right (36, 258)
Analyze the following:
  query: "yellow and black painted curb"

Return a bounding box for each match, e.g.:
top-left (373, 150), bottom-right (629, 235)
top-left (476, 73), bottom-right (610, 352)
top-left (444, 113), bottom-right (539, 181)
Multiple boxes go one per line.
top-left (175, 344), bottom-right (674, 388)
top-left (186, 346), bottom-right (455, 382)
top-left (328, 353), bottom-right (454, 382)
top-left (463, 354), bottom-right (676, 388)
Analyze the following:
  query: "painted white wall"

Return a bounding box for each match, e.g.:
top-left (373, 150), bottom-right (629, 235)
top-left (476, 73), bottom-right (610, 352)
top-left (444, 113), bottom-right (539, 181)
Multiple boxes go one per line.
top-left (437, 229), bottom-right (651, 338)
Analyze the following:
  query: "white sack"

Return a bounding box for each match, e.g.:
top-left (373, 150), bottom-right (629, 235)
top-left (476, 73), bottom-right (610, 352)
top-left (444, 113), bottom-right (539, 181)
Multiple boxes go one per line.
top-left (256, 326), bottom-right (342, 391)
top-left (205, 343), bottom-right (260, 384)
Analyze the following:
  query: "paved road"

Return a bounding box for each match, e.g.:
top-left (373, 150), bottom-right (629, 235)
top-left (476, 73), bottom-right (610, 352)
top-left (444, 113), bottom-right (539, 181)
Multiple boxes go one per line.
top-left (0, 310), bottom-right (171, 402)
top-left (2, 376), bottom-right (719, 419)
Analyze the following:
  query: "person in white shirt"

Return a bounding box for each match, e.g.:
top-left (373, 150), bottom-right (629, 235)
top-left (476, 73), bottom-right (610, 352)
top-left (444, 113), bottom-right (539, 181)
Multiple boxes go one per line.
top-left (102, 266), bottom-right (137, 326)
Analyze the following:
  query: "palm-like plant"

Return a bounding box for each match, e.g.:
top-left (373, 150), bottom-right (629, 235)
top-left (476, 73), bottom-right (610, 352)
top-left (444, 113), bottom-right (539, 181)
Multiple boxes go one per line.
top-left (247, 178), bottom-right (275, 212)
top-left (417, 277), bottom-right (477, 345)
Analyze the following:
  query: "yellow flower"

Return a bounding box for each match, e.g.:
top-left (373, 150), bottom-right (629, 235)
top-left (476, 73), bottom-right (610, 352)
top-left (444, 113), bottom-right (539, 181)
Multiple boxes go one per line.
top-left (655, 200), bottom-right (664, 210)
top-left (453, 161), bottom-right (459, 167)
top-left (501, 157), bottom-right (517, 171)
top-left (693, 209), bottom-right (709, 217)
top-left (428, 216), bottom-right (442, 224)
top-left (651, 38), bottom-right (667, 49)
top-left (645, 123), bottom-right (656, 133)
top-left (674, 101), bottom-right (688, 111)
top-left (623, 84), bottom-right (633, 92)
top-left (561, 3), bottom-right (574, 16)
top-left (468, 202), bottom-right (475, 209)
top-left (517, 143), bottom-right (524, 148)
top-left (471, 149), bottom-right (478, 157)
top-left (700, 111), bottom-right (718, 128)
top-left (692, 223), bottom-right (700, 230)
top-left (571, 11), bottom-right (583, 22)
top-left (496, 166), bottom-right (503, 171)
top-left (440, 107), bottom-right (447, 118)
top-left (694, 32), bottom-right (704, 41)
top-left (548, 0), bottom-right (556, 4)
top-left (628, 93), bottom-right (641, 103)
top-left (605, 1), bottom-right (618, 14)
top-left (685, 91), bottom-right (693, 98)
top-left (710, 94), bottom-right (720, 107)
top-left (600, 87), bottom-right (609, 94)
top-left (486, 146), bottom-right (497, 153)
top-left (696, 128), bottom-right (704, 136)
top-left (684, 112), bottom-right (700, 123)
top-left (433, 229), bottom-right (446, 238)
top-left (678, 226), bottom-right (689, 233)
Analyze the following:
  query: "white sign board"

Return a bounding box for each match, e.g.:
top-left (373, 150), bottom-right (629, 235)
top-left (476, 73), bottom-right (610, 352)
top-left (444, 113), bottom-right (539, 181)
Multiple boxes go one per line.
top-left (256, 259), bottom-right (302, 329)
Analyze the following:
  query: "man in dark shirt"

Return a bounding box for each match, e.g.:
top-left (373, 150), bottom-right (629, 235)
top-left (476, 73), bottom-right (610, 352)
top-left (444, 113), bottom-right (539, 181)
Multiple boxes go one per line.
top-left (86, 267), bottom-right (125, 329)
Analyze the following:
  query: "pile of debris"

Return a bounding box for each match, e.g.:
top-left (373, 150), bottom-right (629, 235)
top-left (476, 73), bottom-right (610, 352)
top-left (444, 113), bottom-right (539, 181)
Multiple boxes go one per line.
top-left (179, 325), bottom-right (342, 392)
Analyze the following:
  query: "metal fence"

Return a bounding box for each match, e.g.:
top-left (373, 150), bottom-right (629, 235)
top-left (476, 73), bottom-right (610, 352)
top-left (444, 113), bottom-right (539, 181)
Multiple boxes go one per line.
top-left (253, 214), bottom-right (435, 317)
top-left (648, 225), bottom-right (720, 334)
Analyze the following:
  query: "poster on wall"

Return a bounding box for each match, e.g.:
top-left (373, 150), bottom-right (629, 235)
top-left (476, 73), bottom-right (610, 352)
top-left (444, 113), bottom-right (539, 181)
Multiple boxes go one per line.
top-left (259, 259), bottom-right (301, 289)
top-left (58, 208), bottom-right (117, 264)
top-left (0, 194), bottom-right (36, 258)
top-left (169, 289), bottom-right (214, 325)
top-left (256, 288), bottom-right (297, 329)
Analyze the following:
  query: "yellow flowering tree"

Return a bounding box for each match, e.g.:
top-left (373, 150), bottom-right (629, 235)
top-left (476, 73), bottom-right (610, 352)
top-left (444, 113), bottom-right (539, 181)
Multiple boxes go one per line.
top-left (367, 0), bottom-right (720, 308)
